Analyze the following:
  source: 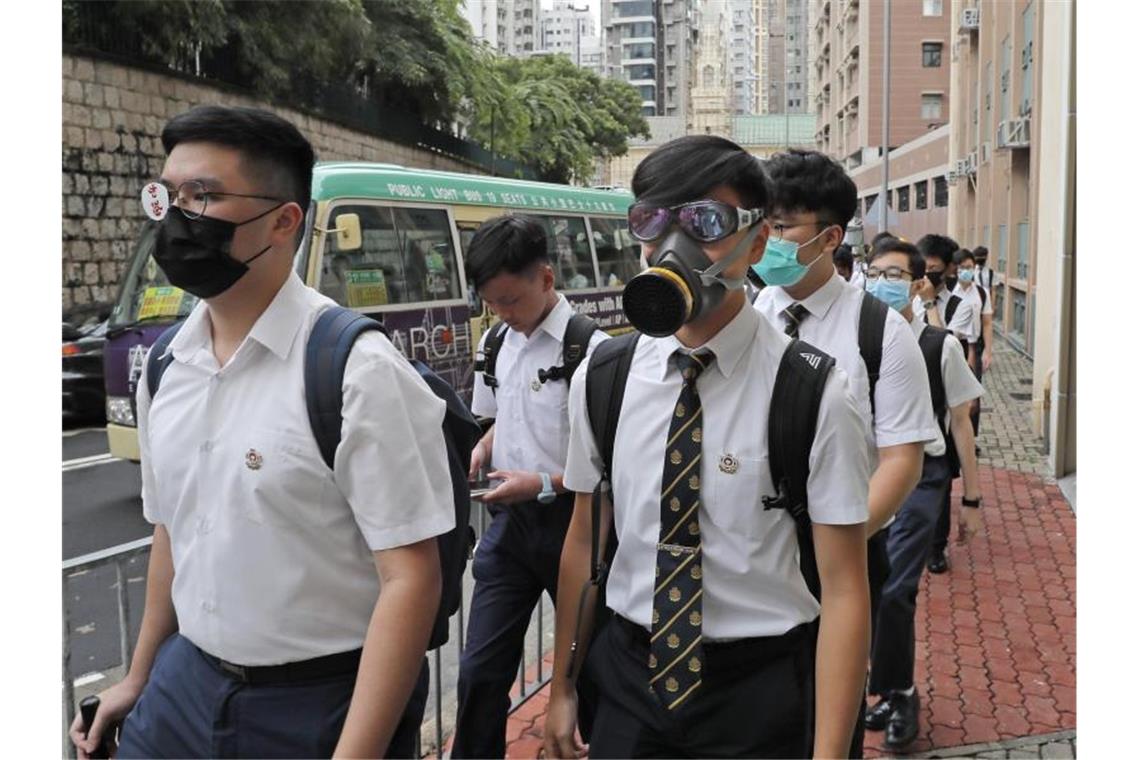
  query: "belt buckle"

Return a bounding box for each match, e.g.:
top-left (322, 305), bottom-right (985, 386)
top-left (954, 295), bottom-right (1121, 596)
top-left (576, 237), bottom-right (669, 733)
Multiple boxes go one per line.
top-left (218, 659), bottom-right (249, 682)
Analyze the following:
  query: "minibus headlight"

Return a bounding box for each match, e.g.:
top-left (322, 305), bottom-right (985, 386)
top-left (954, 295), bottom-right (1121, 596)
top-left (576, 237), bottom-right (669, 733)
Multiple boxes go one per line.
top-left (106, 396), bottom-right (135, 427)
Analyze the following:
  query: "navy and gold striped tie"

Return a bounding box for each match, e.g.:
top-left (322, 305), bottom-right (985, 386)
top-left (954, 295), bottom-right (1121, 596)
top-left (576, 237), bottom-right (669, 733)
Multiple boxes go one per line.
top-left (649, 348), bottom-right (714, 711)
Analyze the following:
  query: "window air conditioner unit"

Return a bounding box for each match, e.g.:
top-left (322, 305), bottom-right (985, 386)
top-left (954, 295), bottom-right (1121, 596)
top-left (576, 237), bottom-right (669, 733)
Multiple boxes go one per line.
top-left (981, 141), bottom-right (992, 163)
top-left (967, 151), bottom-right (978, 174)
top-left (997, 117), bottom-right (1031, 150)
top-left (946, 169), bottom-right (961, 185)
top-left (960, 7), bottom-right (980, 32)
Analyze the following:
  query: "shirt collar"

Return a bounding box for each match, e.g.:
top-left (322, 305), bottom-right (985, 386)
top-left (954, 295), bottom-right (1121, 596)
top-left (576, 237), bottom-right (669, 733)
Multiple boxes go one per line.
top-left (768, 271), bottom-right (848, 321)
top-left (168, 272), bottom-right (307, 364)
top-left (535, 294), bottom-right (573, 342)
top-left (653, 300), bottom-right (760, 381)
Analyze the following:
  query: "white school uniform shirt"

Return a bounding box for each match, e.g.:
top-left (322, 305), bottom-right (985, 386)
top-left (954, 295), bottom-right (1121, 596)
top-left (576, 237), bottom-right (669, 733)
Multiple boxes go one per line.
top-left (136, 272), bottom-right (455, 665)
top-left (564, 303), bottom-right (870, 639)
top-left (472, 294), bottom-right (608, 475)
top-left (952, 282), bottom-right (993, 345)
top-left (908, 313), bottom-right (985, 457)
top-left (913, 287), bottom-right (977, 343)
top-left (848, 266), bottom-right (866, 291)
top-left (755, 273), bottom-right (939, 472)
top-left (976, 265), bottom-right (995, 291)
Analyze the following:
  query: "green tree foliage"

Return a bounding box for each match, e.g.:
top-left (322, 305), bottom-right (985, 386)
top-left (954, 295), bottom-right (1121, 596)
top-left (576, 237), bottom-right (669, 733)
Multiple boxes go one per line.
top-left (63, 0), bottom-right (649, 183)
top-left (467, 55), bottom-right (650, 183)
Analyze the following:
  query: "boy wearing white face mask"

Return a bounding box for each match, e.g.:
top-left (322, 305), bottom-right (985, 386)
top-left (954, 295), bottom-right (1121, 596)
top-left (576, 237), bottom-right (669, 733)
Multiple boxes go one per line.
top-left (862, 239), bottom-right (984, 751)
top-left (752, 149), bottom-right (939, 757)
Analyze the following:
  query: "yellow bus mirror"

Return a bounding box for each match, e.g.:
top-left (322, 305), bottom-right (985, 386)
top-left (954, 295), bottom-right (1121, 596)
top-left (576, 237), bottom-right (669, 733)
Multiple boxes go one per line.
top-left (324, 213), bottom-right (362, 251)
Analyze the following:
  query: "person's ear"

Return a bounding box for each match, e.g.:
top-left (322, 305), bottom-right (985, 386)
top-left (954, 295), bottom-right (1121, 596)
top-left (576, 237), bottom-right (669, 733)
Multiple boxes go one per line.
top-left (823, 224), bottom-right (845, 256)
top-left (270, 202), bottom-right (304, 243)
top-left (748, 221), bottom-right (771, 266)
top-left (541, 263), bottom-right (555, 291)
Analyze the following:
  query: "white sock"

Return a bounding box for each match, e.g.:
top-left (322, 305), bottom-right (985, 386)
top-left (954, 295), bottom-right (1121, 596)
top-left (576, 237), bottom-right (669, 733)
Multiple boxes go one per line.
top-left (899, 685), bottom-right (915, 696)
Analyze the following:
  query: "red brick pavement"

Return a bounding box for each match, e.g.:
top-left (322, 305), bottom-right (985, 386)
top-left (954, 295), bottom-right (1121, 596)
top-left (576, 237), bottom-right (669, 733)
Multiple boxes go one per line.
top-left (499, 465), bottom-right (1076, 758)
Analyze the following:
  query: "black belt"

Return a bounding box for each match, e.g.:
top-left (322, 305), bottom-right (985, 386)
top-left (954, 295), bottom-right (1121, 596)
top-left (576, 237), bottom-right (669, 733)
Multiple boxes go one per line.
top-left (197, 645), bottom-right (363, 686)
top-left (612, 615), bottom-right (815, 673)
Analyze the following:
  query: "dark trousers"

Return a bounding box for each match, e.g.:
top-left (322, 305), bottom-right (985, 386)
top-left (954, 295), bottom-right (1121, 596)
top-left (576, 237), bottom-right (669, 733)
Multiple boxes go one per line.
top-left (452, 495), bottom-right (596, 758)
top-left (585, 614), bottom-right (817, 758)
top-left (116, 634), bottom-right (429, 758)
top-left (970, 337), bottom-right (985, 436)
top-left (849, 530), bottom-right (892, 758)
top-left (931, 473), bottom-right (954, 557)
top-left (869, 455), bottom-right (951, 694)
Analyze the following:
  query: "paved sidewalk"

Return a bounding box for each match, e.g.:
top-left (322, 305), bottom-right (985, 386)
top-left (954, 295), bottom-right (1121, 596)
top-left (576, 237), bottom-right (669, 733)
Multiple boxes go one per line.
top-left (499, 341), bottom-right (1076, 759)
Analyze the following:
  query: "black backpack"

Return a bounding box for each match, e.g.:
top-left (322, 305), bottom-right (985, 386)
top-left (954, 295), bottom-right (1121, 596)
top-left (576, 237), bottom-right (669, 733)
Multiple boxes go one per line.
top-left (474, 313), bottom-right (599, 392)
top-left (918, 324), bottom-right (961, 479)
top-left (579, 329), bottom-right (837, 610)
top-left (942, 294), bottom-right (971, 357)
top-left (857, 290), bottom-right (889, 420)
top-left (145, 306), bottom-right (481, 649)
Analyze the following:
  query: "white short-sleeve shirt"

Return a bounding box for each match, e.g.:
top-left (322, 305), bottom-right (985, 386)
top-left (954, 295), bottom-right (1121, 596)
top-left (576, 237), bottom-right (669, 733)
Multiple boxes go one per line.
top-left (908, 314), bottom-right (985, 457)
top-left (755, 273), bottom-right (939, 468)
top-left (915, 287), bottom-right (977, 343)
top-left (471, 294), bottom-right (608, 475)
top-left (136, 272), bottom-right (455, 665)
top-left (952, 282), bottom-right (993, 344)
top-left (564, 302), bottom-right (870, 639)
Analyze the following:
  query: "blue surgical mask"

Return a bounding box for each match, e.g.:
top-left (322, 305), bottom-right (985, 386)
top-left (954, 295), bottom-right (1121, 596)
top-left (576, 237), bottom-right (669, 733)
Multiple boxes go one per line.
top-left (752, 227), bottom-right (830, 287)
top-left (866, 279), bottom-right (913, 312)
top-left (958, 269), bottom-right (975, 283)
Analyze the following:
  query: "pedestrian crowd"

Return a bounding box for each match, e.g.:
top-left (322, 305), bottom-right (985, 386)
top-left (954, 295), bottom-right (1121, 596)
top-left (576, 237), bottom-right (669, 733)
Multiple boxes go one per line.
top-left (71, 105), bottom-right (1001, 759)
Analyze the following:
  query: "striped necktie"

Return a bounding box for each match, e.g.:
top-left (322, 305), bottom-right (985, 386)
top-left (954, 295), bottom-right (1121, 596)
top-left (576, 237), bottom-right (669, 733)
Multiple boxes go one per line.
top-left (649, 348), bottom-right (714, 711)
top-left (782, 303), bottom-right (809, 338)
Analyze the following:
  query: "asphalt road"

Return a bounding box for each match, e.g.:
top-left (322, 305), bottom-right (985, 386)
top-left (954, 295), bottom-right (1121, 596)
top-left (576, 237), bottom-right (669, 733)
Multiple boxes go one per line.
top-left (61, 426), bottom-right (554, 754)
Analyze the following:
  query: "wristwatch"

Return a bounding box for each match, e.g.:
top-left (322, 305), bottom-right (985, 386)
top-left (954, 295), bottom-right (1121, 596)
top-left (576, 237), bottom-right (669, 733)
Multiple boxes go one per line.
top-left (537, 472), bottom-right (557, 504)
top-left (923, 300), bottom-right (938, 310)
top-left (961, 496), bottom-right (982, 508)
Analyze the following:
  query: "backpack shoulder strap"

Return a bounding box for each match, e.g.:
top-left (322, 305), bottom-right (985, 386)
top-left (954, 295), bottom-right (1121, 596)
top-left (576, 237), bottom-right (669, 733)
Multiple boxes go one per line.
top-left (145, 321), bottom-right (185, 398)
top-left (559, 313), bottom-right (600, 382)
top-left (474, 321), bottom-right (510, 394)
top-left (979, 285), bottom-right (988, 309)
top-left (766, 338), bottom-right (836, 601)
top-left (305, 306), bottom-right (387, 470)
top-left (918, 325), bottom-right (949, 431)
top-left (585, 331), bottom-right (640, 482)
top-left (857, 290), bottom-right (888, 419)
top-left (945, 294), bottom-right (962, 325)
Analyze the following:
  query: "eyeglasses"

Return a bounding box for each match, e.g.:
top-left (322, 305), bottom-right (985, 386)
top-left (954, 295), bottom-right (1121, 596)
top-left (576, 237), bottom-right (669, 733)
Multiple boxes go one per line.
top-left (143, 179), bottom-right (284, 221)
top-left (627, 200), bottom-right (763, 243)
top-left (768, 220), bottom-right (834, 241)
top-left (865, 266), bottom-right (913, 283)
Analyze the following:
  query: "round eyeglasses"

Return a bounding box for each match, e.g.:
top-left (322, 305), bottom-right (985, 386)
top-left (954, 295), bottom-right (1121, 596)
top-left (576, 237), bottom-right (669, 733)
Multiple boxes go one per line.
top-left (865, 266), bottom-right (914, 283)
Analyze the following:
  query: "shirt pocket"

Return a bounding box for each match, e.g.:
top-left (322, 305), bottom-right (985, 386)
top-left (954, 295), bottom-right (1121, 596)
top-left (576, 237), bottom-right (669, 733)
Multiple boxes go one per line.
top-left (236, 428), bottom-right (334, 531)
top-left (708, 453), bottom-right (781, 540)
top-left (524, 378), bottom-right (569, 451)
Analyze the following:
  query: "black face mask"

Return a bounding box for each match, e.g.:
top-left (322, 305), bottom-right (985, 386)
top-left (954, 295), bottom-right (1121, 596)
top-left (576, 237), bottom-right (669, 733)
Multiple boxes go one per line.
top-left (926, 270), bottom-right (944, 289)
top-left (622, 226), bottom-right (761, 337)
top-left (152, 204), bottom-right (283, 299)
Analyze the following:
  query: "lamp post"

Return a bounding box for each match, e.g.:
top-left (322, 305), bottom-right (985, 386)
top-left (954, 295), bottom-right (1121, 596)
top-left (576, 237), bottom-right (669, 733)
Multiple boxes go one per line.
top-left (879, 0), bottom-right (891, 232)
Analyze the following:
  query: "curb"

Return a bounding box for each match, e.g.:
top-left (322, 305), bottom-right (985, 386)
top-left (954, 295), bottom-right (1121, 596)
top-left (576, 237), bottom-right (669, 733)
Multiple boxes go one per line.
top-left (913, 729), bottom-right (1076, 758)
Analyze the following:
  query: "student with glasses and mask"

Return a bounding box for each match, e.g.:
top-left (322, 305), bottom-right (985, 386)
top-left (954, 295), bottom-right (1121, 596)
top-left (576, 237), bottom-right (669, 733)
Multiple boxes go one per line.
top-left (544, 136), bottom-right (872, 759)
top-left (70, 106), bottom-right (453, 759)
top-left (860, 240), bottom-right (984, 751)
top-left (752, 150), bottom-right (939, 757)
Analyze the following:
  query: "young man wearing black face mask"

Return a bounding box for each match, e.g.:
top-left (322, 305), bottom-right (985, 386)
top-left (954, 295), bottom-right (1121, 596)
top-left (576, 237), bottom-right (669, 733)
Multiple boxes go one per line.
top-left (545, 135), bottom-right (872, 759)
top-left (69, 106), bottom-right (453, 759)
top-left (751, 151), bottom-right (938, 756)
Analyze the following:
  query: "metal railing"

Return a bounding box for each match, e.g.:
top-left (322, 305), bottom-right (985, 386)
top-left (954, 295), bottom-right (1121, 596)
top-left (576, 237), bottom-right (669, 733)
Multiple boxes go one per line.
top-left (62, 504), bottom-right (552, 758)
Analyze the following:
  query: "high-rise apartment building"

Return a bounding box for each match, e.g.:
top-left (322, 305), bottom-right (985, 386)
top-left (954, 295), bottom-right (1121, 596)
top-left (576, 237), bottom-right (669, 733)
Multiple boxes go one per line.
top-left (692, 1), bottom-right (732, 135)
top-left (726, 0), bottom-right (759, 115)
top-left (811, 0), bottom-right (950, 167)
top-left (463, 0), bottom-right (541, 56)
top-left (759, 0), bottom-right (813, 116)
top-left (541, 1), bottom-right (598, 65)
top-left (601, 0), bottom-right (697, 120)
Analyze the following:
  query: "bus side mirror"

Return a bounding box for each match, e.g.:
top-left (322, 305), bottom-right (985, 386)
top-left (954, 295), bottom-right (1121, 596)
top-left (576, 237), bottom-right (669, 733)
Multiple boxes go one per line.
top-left (321, 213), bottom-right (362, 252)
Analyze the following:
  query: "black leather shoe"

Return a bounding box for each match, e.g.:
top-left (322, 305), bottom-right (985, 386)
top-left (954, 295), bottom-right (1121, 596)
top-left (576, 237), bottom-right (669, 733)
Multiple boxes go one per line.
top-left (927, 550), bottom-right (949, 574)
top-left (884, 691), bottom-right (920, 750)
top-left (864, 696), bottom-right (893, 731)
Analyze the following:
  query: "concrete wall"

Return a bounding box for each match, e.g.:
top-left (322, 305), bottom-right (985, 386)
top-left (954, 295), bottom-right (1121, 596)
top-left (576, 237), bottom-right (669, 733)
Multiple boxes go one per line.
top-left (61, 53), bottom-right (484, 316)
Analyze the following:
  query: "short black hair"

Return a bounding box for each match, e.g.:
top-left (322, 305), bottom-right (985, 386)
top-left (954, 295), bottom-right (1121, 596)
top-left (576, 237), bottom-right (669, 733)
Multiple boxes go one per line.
top-left (162, 105), bottom-right (315, 212)
top-left (916, 233), bottom-right (960, 266)
top-left (870, 233), bottom-right (900, 257)
top-left (871, 239), bottom-right (925, 280)
top-left (632, 135), bottom-right (768, 210)
top-left (871, 230), bottom-right (896, 245)
top-left (973, 245), bottom-right (989, 258)
top-left (832, 243), bottom-right (853, 269)
top-left (465, 215), bottom-right (549, 290)
top-left (953, 248), bottom-right (976, 266)
top-left (762, 149), bottom-right (858, 229)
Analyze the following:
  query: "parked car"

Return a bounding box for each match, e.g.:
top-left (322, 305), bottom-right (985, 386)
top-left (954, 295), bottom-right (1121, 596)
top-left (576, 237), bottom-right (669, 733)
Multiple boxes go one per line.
top-left (63, 319), bottom-right (108, 425)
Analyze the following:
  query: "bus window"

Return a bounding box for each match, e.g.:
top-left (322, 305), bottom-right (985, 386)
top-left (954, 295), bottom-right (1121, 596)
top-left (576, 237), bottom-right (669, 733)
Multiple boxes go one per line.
top-left (320, 205), bottom-right (461, 308)
top-left (589, 217), bottom-right (641, 287)
top-left (535, 216), bottom-right (595, 290)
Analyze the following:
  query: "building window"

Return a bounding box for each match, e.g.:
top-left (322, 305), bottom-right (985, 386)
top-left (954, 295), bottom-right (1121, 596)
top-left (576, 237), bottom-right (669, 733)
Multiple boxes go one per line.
top-left (994, 284), bottom-right (1004, 320)
top-left (1022, 2), bottom-right (1035, 114)
top-left (703, 65), bottom-right (715, 87)
top-left (982, 224), bottom-right (990, 251)
top-left (923, 0), bottom-right (943, 15)
top-left (921, 94), bottom-right (943, 120)
top-left (915, 180), bottom-right (928, 209)
top-left (1011, 289), bottom-right (1027, 343)
top-left (864, 193), bottom-right (878, 214)
top-left (897, 186), bottom-right (909, 212)
top-left (922, 42), bottom-right (943, 67)
top-left (997, 224), bottom-right (1008, 273)
top-left (1017, 220), bottom-right (1030, 279)
top-left (934, 176), bottom-right (948, 207)
top-left (1000, 36), bottom-right (1012, 122)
